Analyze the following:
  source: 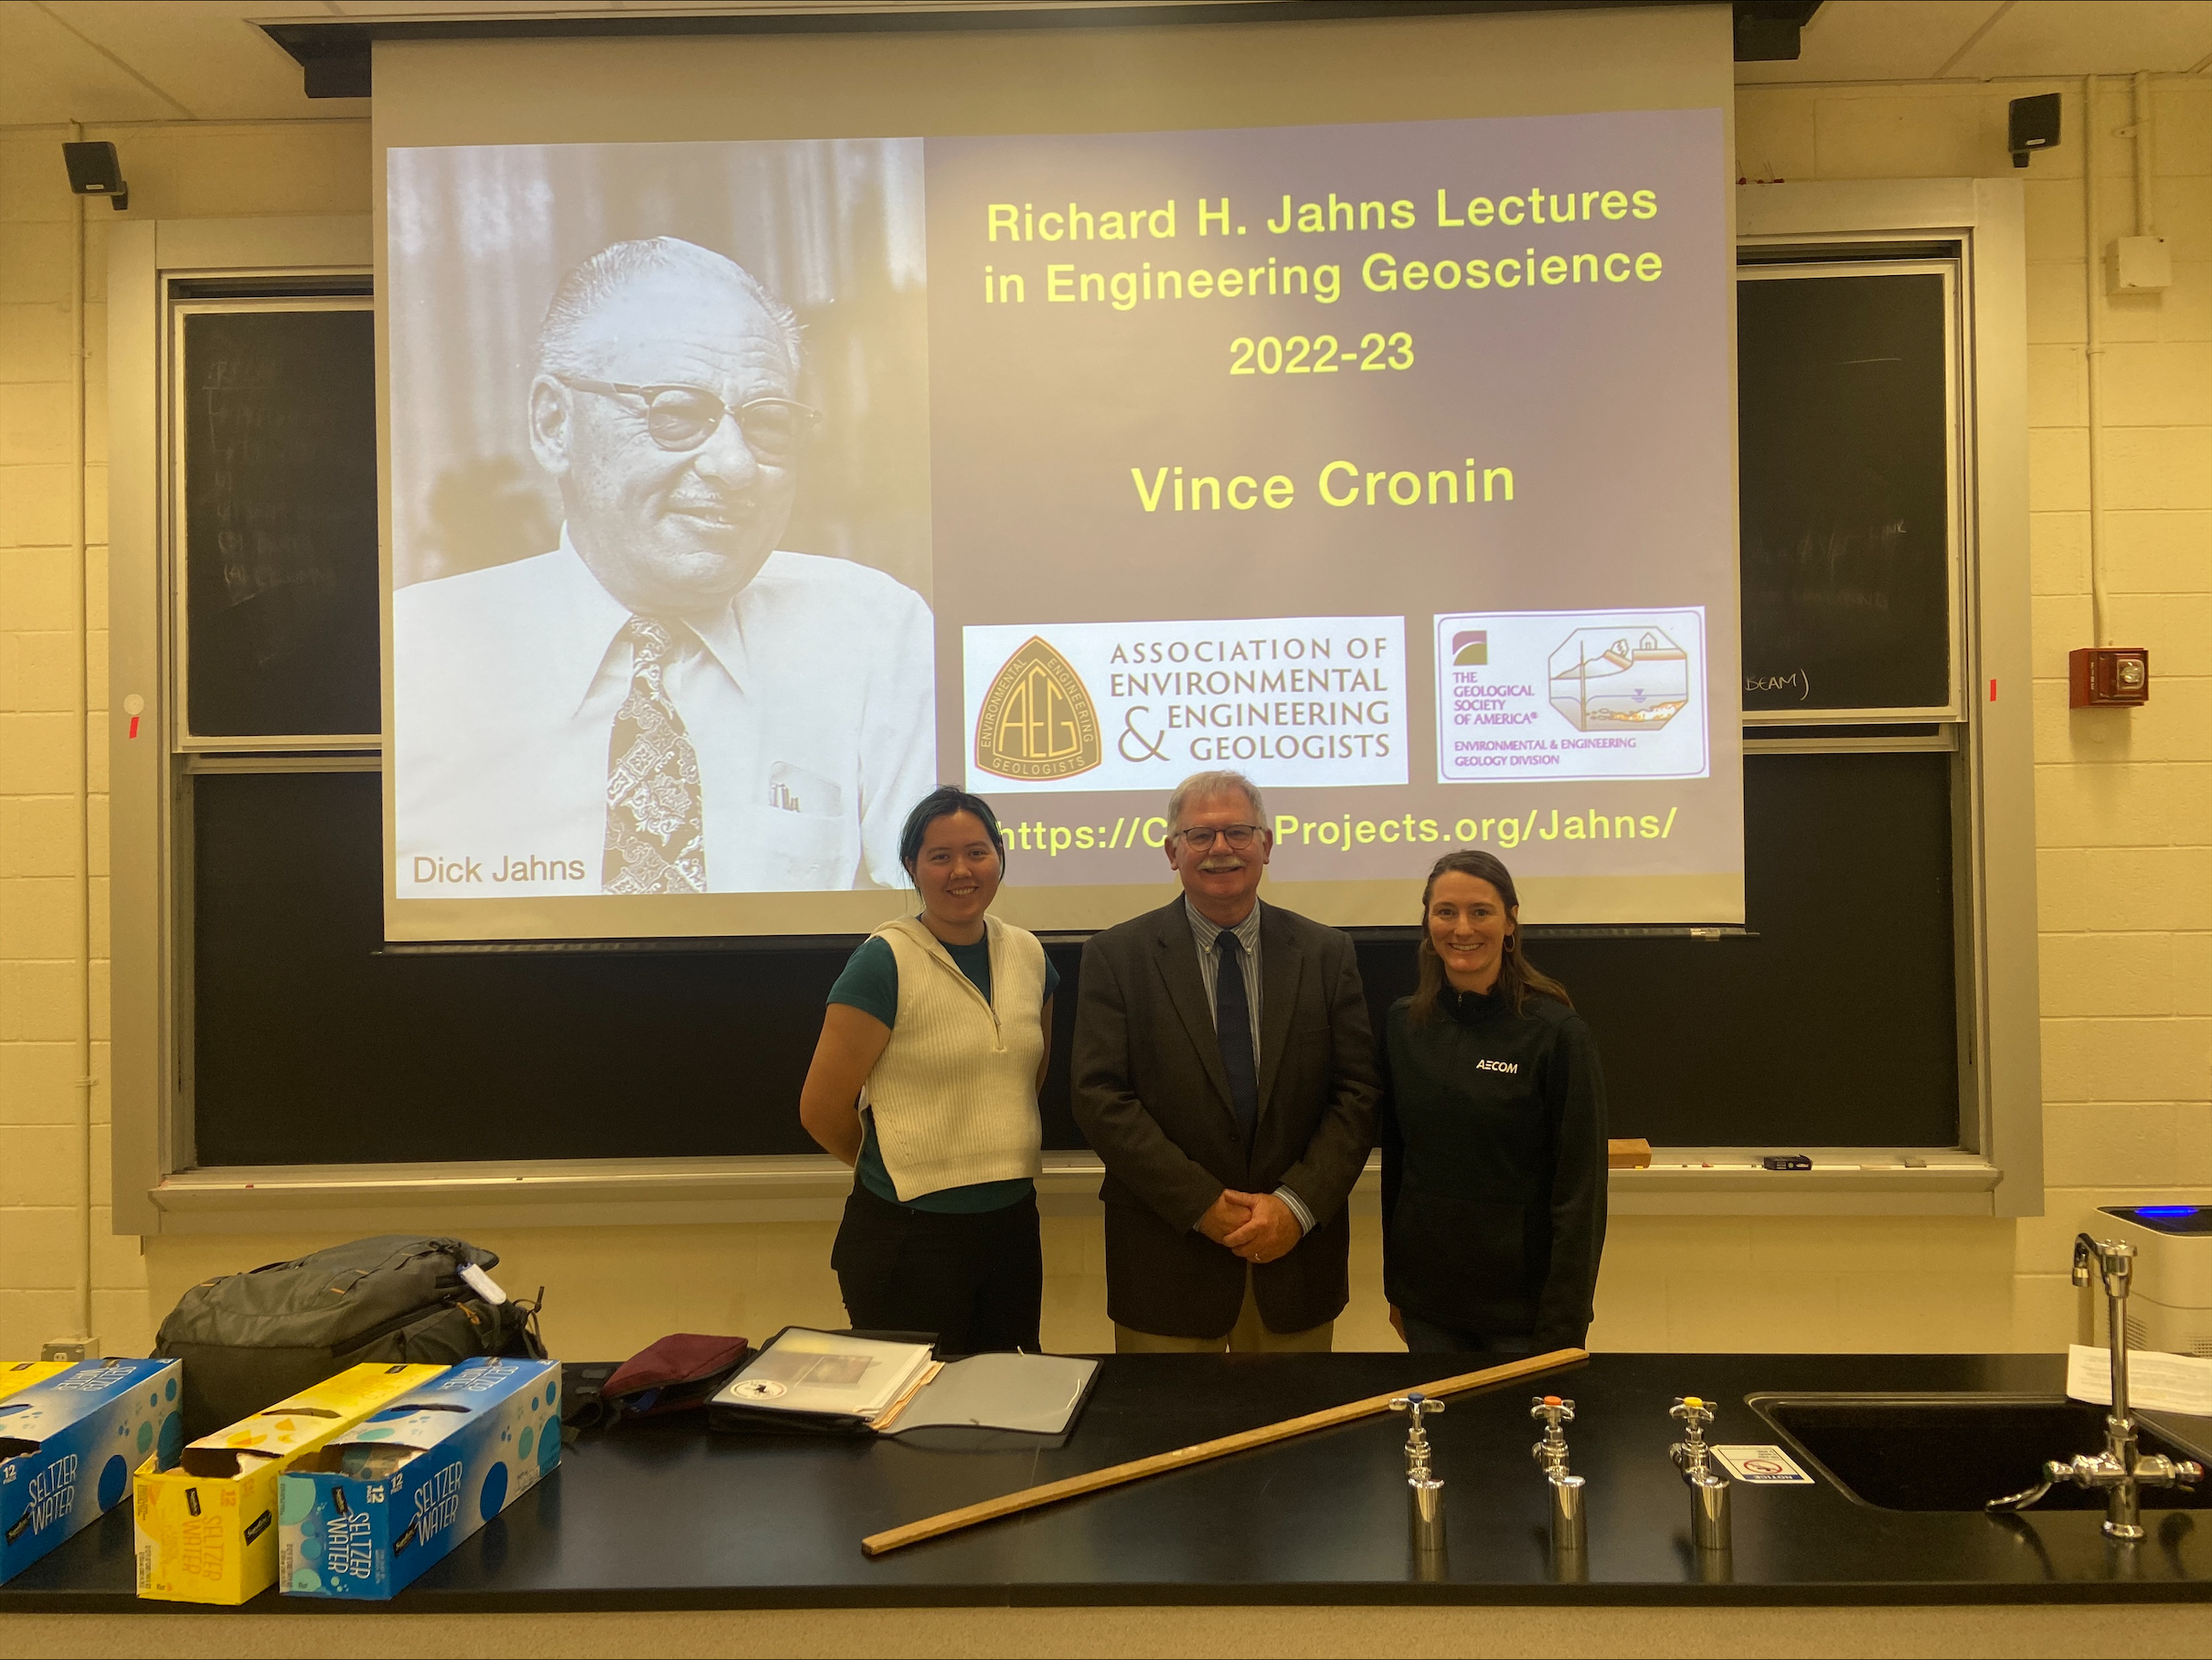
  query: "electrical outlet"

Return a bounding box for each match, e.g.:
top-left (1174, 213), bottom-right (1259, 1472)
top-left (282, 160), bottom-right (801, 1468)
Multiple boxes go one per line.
top-left (39, 1337), bottom-right (101, 1362)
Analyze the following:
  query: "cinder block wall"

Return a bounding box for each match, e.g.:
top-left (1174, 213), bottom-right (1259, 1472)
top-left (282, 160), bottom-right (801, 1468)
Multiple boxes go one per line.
top-left (0, 78), bottom-right (2204, 1363)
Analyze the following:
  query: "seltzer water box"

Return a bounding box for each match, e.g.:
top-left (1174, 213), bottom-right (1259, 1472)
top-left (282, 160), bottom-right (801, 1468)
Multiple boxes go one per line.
top-left (0, 1359), bottom-right (183, 1584)
top-left (278, 1357), bottom-right (561, 1600)
top-left (133, 1362), bottom-right (448, 1604)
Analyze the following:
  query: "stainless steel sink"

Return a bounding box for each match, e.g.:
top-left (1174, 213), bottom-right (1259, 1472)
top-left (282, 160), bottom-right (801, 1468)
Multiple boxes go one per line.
top-left (1749, 1393), bottom-right (2212, 1513)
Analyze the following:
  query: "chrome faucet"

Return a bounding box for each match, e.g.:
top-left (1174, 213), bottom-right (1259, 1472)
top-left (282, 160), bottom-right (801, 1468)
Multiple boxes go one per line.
top-left (1988, 1234), bottom-right (2204, 1538)
top-left (1669, 1396), bottom-right (1731, 1550)
top-left (1530, 1395), bottom-right (1587, 1554)
top-left (1389, 1392), bottom-right (1447, 1555)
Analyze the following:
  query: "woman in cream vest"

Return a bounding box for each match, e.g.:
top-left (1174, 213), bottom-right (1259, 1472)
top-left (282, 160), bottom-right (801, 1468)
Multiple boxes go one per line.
top-left (800, 787), bottom-right (1056, 1353)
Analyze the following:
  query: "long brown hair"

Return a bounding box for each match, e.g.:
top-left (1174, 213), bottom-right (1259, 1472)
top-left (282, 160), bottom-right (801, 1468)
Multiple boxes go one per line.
top-left (1409, 849), bottom-right (1573, 1023)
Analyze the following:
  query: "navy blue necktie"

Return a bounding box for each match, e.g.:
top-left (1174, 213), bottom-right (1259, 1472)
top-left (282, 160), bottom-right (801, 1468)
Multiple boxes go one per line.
top-left (1213, 931), bottom-right (1260, 1153)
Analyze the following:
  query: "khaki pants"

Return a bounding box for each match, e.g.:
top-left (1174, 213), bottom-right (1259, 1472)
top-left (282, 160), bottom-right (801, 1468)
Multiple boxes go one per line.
top-left (1113, 1271), bottom-right (1335, 1354)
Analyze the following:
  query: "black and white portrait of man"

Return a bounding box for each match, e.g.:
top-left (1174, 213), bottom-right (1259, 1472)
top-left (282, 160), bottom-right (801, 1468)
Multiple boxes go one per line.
top-left (388, 142), bottom-right (935, 898)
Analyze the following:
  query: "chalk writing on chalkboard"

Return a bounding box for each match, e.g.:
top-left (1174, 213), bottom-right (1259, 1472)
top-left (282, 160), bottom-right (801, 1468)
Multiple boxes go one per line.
top-left (1737, 271), bottom-right (1951, 712)
top-left (199, 354), bottom-right (337, 638)
top-left (183, 308), bottom-right (379, 737)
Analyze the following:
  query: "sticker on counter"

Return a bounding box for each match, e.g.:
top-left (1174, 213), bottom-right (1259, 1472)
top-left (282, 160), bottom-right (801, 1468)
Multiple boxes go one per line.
top-left (1712, 1444), bottom-right (1813, 1484)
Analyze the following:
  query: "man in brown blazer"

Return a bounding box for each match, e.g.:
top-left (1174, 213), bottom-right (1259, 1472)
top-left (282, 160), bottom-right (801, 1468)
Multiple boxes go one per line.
top-left (1072, 771), bottom-right (1379, 1350)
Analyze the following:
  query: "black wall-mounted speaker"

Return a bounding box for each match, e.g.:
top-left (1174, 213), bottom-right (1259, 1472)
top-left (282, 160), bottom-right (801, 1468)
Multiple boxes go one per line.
top-left (2008, 93), bottom-right (2062, 169)
top-left (61, 141), bottom-right (129, 209)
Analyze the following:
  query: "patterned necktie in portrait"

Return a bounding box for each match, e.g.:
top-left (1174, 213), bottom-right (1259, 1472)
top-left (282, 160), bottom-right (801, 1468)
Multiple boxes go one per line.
top-left (603, 615), bottom-right (707, 894)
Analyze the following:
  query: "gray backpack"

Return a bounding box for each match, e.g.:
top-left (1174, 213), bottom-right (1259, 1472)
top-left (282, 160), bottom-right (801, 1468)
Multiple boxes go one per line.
top-left (156, 1235), bottom-right (545, 1439)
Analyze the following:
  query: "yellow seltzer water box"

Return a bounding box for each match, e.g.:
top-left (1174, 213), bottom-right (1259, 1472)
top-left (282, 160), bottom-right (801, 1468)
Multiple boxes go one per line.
top-left (133, 1364), bottom-right (448, 1604)
top-left (0, 1362), bottom-right (72, 1403)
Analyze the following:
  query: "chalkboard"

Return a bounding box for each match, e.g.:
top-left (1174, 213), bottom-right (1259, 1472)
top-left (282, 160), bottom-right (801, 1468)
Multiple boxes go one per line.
top-left (178, 275), bottom-right (1954, 736)
top-left (1737, 270), bottom-right (1953, 712)
top-left (190, 770), bottom-right (1083, 1164)
top-left (178, 269), bottom-right (1967, 1167)
top-left (188, 750), bottom-right (1957, 1164)
top-left (183, 307), bottom-right (379, 738)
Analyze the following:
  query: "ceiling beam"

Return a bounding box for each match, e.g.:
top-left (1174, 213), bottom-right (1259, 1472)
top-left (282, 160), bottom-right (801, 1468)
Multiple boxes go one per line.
top-left (261, 0), bottom-right (1820, 100)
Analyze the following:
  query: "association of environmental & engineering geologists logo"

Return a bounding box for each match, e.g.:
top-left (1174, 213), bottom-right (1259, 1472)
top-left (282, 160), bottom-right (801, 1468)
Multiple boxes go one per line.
top-left (973, 635), bottom-right (1104, 781)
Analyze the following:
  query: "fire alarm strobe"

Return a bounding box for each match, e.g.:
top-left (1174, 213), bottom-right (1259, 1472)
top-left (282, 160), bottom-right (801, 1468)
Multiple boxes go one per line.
top-left (2069, 647), bottom-right (2150, 708)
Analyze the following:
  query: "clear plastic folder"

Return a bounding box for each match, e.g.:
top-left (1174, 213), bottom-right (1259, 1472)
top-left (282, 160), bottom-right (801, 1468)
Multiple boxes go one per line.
top-left (708, 1329), bottom-right (1101, 1445)
top-left (875, 1353), bottom-right (1100, 1438)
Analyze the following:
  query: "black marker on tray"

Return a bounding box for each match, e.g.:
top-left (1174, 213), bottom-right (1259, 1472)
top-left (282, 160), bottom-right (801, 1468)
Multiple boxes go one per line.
top-left (1762, 1155), bottom-right (1813, 1171)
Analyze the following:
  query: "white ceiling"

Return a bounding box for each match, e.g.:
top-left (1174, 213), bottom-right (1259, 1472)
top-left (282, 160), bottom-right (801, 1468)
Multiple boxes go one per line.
top-left (1, 0), bottom-right (2207, 127)
top-left (1739, 0), bottom-right (2212, 83)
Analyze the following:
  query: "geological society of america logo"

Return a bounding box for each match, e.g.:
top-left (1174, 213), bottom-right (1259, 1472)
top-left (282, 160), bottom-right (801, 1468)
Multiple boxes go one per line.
top-left (974, 636), bottom-right (1104, 780)
top-left (1433, 606), bottom-right (1709, 783)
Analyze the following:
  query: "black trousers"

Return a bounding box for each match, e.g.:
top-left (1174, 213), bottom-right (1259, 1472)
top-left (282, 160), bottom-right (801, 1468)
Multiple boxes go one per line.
top-left (830, 1182), bottom-right (1043, 1356)
top-left (1398, 1312), bottom-right (1536, 1355)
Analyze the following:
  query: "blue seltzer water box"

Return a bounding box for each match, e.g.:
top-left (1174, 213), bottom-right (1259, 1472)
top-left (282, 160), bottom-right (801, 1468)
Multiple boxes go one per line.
top-left (278, 1357), bottom-right (560, 1599)
top-left (0, 1358), bottom-right (183, 1584)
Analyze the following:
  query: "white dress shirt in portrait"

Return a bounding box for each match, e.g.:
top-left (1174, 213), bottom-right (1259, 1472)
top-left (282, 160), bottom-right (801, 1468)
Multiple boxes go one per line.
top-left (393, 530), bottom-right (937, 896)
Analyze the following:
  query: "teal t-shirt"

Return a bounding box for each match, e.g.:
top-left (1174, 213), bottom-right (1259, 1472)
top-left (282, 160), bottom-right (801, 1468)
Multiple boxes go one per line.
top-left (828, 926), bottom-right (1060, 1215)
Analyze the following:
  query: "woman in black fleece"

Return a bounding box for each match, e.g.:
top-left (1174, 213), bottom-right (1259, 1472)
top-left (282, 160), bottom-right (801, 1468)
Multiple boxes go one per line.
top-left (1379, 850), bottom-right (1609, 1355)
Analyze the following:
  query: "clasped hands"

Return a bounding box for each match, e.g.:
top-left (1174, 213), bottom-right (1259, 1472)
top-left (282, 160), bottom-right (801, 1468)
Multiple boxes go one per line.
top-left (1197, 1188), bottom-right (1301, 1263)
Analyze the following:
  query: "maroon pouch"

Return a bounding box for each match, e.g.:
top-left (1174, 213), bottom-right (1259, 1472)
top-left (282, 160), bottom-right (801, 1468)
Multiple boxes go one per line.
top-left (600, 1333), bottom-right (750, 1424)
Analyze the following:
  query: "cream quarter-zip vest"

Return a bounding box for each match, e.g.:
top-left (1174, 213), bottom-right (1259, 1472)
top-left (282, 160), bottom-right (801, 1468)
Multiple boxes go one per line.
top-left (867, 915), bottom-right (1047, 1201)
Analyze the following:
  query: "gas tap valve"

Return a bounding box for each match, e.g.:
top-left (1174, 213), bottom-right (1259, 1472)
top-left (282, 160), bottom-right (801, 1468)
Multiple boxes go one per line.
top-left (1531, 1395), bottom-right (1588, 1553)
top-left (1389, 1391), bottom-right (1446, 1479)
top-left (1531, 1394), bottom-right (1576, 1475)
top-left (1669, 1396), bottom-right (1717, 1474)
top-left (1388, 1392), bottom-right (1448, 1554)
top-left (1670, 1395), bottom-right (1731, 1551)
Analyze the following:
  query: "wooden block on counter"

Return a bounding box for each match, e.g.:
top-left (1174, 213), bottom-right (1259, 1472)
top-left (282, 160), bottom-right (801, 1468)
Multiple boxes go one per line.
top-left (1607, 1138), bottom-right (1652, 1169)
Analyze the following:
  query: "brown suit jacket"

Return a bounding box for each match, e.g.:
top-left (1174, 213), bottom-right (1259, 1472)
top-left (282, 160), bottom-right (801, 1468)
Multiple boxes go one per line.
top-left (1071, 897), bottom-right (1379, 1338)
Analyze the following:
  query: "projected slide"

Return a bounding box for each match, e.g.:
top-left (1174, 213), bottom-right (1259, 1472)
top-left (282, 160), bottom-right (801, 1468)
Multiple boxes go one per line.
top-left (385, 109), bottom-right (1739, 936)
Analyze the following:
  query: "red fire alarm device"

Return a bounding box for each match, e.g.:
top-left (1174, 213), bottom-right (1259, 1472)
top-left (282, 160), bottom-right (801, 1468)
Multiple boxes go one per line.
top-left (2069, 647), bottom-right (2150, 708)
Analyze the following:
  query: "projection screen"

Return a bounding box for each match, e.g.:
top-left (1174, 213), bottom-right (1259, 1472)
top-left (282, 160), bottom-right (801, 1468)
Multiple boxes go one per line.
top-left (375, 5), bottom-right (1741, 942)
